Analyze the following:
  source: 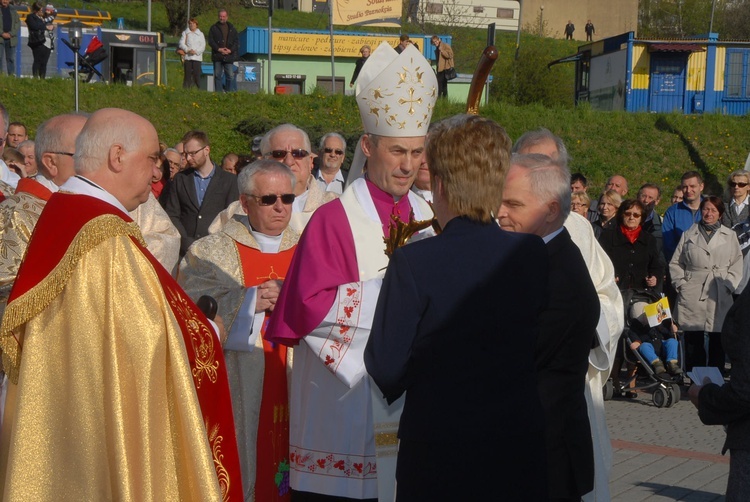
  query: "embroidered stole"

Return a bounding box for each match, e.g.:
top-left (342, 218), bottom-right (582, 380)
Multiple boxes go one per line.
top-left (303, 178), bottom-right (432, 500)
top-left (236, 243), bottom-right (295, 501)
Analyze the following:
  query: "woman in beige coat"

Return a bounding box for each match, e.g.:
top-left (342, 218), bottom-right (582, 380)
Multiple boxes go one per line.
top-left (670, 195), bottom-right (743, 372)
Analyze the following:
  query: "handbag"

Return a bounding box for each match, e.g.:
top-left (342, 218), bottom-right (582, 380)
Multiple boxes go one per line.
top-left (445, 67), bottom-right (457, 80)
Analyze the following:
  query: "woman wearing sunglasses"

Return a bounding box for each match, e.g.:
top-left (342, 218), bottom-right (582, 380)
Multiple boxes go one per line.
top-left (723, 170), bottom-right (750, 229)
top-left (600, 200), bottom-right (669, 386)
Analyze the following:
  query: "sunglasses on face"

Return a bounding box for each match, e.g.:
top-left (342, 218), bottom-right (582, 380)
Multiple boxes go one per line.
top-left (269, 149), bottom-right (309, 160)
top-left (730, 182), bottom-right (749, 188)
top-left (324, 147), bottom-right (344, 156)
top-left (624, 211), bottom-right (642, 218)
top-left (249, 193), bottom-right (296, 206)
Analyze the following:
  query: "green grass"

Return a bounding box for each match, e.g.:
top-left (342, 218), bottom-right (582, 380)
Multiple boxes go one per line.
top-left (6, 2), bottom-right (747, 215)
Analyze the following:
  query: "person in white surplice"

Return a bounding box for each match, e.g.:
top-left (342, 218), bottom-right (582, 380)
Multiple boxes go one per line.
top-left (265, 42), bottom-right (438, 502)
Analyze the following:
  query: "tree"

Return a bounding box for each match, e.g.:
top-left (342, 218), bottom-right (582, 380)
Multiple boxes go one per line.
top-left (718, 0), bottom-right (750, 39)
top-left (164, 0), bottom-right (219, 36)
top-left (491, 41), bottom-right (574, 107)
top-left (639, 0), bottom-right (725, 38)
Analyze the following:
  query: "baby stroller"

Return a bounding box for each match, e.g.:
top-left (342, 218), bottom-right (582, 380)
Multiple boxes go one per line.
top-left (63, 36), bottom-right (107, 83)
top-left (604, 289), bottom-right (684, 408)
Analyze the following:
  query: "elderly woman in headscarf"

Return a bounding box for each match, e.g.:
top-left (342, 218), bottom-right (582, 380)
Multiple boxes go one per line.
top-left (670, 195), bottom-right (743, 372)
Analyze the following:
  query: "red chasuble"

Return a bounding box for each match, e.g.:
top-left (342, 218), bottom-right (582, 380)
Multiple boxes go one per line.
top-left (235, 243), bottom-right (295, 501)
top-left (4, 193), bottom-right (244, 501)
top-left (14, 177), bottom-right (54, 201)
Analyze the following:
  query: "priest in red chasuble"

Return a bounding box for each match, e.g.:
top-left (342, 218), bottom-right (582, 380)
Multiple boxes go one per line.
top-left (178, 159), bottom-right (300, 502)
top-left (0, 108), bottom-right (242, 501)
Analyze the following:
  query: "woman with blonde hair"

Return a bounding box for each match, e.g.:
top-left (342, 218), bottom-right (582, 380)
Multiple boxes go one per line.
top-left (596, 189), bottom-right (622, 231)
top-left (349, 44), bottom-right (370, 88)
top-left (723, 169), bottom-right (750, 229)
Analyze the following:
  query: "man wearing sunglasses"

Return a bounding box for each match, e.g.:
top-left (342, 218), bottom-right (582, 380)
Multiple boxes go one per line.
top-left (260, 123), bottom-right (336, 233)
top-left (266, 42), bottom-right (437, 501)
top-left (180, 159), bottom-right (299, 502)
top-left (166, 129), bottom-right (239, 256)
top-left (313, 132), bottom-right (348, 195)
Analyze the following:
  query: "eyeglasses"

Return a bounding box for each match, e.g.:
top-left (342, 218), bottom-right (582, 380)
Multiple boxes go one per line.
top-left (729, 181), bottom-right (749, 188)
top-left (50, 151), bottom-right (75, 157)
top-left (248, 193), bottom-right (295, 206)
top-left (571, 202), bottom-right (588, 208)
top-left (624, 211), bottom-right (642, 218)
top-left (268, 149), bottom-right (309, 160)
top-left (183, 146), bottom-right (207, 158)
top-left (324, 147), bottom-right (344, 156)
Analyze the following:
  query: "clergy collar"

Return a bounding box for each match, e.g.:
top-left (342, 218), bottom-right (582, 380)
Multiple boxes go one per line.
top-left (59, 175), bottom-right (130, 216)
top-left (365, 176), bottom-right (406, 204)
top-left (244, 219), bottom-right (284, 253)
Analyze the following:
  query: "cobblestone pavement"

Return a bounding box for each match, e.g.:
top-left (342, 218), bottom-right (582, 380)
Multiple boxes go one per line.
top-left (606, 387), bottom-right (729, 501)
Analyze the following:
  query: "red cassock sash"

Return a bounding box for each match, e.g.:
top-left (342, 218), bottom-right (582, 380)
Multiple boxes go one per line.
top-left (7, 193), bottom-right (243, 501)
top-left (236, 243), bottom-right (295, 501)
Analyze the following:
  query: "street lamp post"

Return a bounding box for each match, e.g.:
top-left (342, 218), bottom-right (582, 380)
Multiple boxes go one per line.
top-left (65, 20), bottom-right (84, 112)
top-left (515, 0), bottom-right (522, 59)
top-left (539, 5), bottom-right (544, 37)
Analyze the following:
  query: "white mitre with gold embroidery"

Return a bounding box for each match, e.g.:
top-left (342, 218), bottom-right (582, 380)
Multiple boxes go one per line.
top-left (355, 41), bottom-right (438, 137)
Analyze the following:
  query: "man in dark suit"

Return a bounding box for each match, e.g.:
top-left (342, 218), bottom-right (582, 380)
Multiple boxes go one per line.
top-left (498, 153), bottom-right (600, 501)
top-left (365, 115), bottom-right (550, 501)
top-left (165, 130), bottom-right (239, 255)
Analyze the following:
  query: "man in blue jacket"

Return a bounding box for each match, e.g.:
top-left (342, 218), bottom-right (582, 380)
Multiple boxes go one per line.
top-left (662, 171), bottom-right (704, 263)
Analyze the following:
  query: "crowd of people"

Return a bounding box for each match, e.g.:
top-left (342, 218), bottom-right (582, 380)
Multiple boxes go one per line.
top-left (0, 31), bottom-right (748, 502)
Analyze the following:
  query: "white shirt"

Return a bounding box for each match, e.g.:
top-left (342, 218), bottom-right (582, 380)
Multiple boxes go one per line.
top-left (314, 169), bottom-right (345, 195)
top-left (292, 190), bottom-right (309, 213)
top-left (731, 197), bottom-right (749, 217)
top-left (59, 176), bottom-right (129, 216)
top-left (0, 160), bottom-right (20, 189)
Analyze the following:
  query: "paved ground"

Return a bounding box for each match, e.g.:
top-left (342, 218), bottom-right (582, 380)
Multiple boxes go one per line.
top-left (606, 385), bottom-right (730, 501)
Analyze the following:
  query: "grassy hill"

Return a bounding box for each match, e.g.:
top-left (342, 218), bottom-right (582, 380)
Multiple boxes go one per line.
top-left (3, 1), bottom-right (746, 214)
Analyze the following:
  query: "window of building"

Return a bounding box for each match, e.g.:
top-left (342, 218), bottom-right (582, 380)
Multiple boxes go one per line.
top-left (725, 49), bottom-right (750, 99)
top-left (473, 6), bottom-right (483, 13)
top-left (496, 8), bottom-right (514, 19)
top-left (426, 2), bottom-right (443, 14)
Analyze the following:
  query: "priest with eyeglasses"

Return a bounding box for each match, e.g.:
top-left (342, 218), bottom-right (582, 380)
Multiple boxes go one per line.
top-left (179, 159), bottom-right (300, 502)
top-left (208, 125), bottom-right (337, 236)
